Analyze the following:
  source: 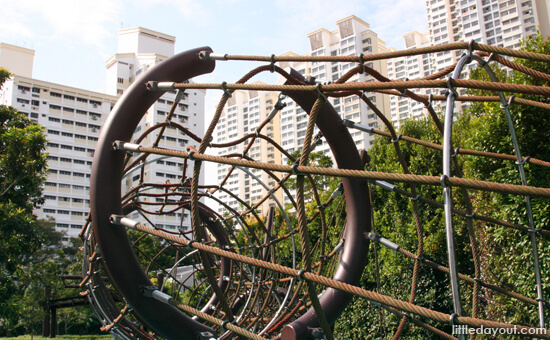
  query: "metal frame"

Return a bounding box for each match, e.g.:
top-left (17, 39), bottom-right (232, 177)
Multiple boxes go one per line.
top-left (89, 47), bottom-right (217, 339)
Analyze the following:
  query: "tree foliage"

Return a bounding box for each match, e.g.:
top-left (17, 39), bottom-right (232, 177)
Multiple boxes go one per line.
top-left (335, 34), bottom-right (550, 338)
top-left (0, 67), bottom-right (50, 333)
top-left (0, 68), bottom-right (101, 336)
top-left (335, 116), bottom-right (463, 338)
top-left (462, 34), bottom-right (550, 328)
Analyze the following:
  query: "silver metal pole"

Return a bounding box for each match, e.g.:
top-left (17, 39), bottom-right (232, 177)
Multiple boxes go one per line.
top-left (442, 54), bottom-right (472, 338)
top-left (473, 55), bottom-right (545, 329)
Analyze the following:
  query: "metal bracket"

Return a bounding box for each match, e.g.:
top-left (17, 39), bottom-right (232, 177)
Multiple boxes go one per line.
top-left (359, 54), bottom-right (366, 74)
top-left (440, 174), bottom-right (451, 188)
top-left (449, 313), bottom-right (460, 326)
top-left (296, 270), bottom-right (307, 281)
top-left (391, 134), bottom-right (402, 144)
top-left (290, 161), bottom-right (302, 176)
top-left (371, 180), bottom-right (395, 192)
top-left (332, 238), bottom-right (345, 254)
top-left (343, 119), bottom-right (374, 133)
top-left (113, 141), bottom-right (141, 152)
top-left (308, 132), bottom-right (324, 153)
top-left (199, 51), bottom-right (227, 61)
top-left (515, 156), bottom-right (530, 165)
top-left (197, 331), bottom-right (217, 340)
top-left (110, 215), bottom-right (139, 229)
top-left (451, 147), bottom-right (460, 158)
top-left (220, 81), bottom-right (232, 97)
top-left (316, 83), bottom-right (327, 102)
top-left (330, 182), bottom-right (344, 200)
top-left (445, 76), bottom-right (459, 99)
top-left (221, 319), bottom-right (233, 331)
top-left (146, 81), bottom-right (175, 91)
top-left (424, 94), bottom-right (433, 110)
top-left (310, 328), bottom-right (326, 339)
top-left (365, 232), bottom-right (400, 252)
top-left (500, 95), bottom-right (516, 109)
top-left (270, 54), bottom-right (277, 73)
top-left (478, 53), bottom-right (495, 68)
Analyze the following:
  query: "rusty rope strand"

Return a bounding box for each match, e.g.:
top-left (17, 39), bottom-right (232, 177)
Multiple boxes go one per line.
top-left (169, 78), bottom-right (550, 97)
top-left (124, 145), bottom-right (550, 198)
top-left (123, 221), bottom-right (550, 338)
top-left (294, 94), bottom-right (335, 340)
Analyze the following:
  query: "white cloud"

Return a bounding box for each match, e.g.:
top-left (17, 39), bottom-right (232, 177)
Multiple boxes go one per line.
top-left (368, 0), bottom-right (428, 48)
top-left (0, 1), bottom-right (35, 39)
top-left (131, 0), bottom-right (213, 25)
top-left (267, 0), bottom-right (427, 52)
top-left (0, 0), bottom-right (121, 55)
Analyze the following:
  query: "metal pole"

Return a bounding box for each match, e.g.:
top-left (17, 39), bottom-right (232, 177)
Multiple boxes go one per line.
top-left (442, 54), bottom-right (472, 340)
top-left (473, 55), bottom-right (545, 329)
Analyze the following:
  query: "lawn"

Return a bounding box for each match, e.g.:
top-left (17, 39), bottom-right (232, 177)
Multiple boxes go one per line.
top-left (1, 335), bottom-right (111, 339)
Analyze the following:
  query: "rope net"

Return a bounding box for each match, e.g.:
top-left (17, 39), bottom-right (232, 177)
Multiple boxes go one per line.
top-left (81, 41), bottom-right (550, 339)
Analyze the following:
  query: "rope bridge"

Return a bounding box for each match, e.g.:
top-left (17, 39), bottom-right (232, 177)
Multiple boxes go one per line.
top-left (79, 42), bottom-right (550, 339)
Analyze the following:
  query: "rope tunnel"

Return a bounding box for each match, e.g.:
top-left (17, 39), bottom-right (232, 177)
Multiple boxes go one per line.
top-left (80, 42), bottom-right (550, 340)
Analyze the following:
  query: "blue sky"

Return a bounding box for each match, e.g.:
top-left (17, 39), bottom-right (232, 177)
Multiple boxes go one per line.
top-left (0, 0), bottom-right (428, 189)
top-left (0, 0), bottom-right (428, 95)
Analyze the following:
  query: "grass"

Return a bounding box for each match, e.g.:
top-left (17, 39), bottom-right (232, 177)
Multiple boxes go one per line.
top-left (1, 336), bottom-right (111, 339)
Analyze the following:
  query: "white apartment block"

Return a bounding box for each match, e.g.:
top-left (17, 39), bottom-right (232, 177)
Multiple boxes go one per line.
top-left (387, 0), bottom-right (550, 129)
top-left (457, 0), bottom-right (550, 49)
top-left (214, 86), bottom-right (282, 216)
top-left (426, 0), bottom-right (550, 68)
top-left (106, 27), bottom-right (206, 233)
top-left (280, 16), bottom-right (391, 158)
top-left (387, 31), bottom-right (437, 129)
top-left (0, 43), bottom-right (118, 241)
top-left (0, 27), bottom-right (207, 240)
top-left (264, 16), bottom-right (391, 206)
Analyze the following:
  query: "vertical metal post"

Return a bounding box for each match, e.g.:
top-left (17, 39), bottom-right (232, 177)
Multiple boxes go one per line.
top-left (503, 104), bottom-right (545, 329)
top-left (473, 55), bottom-right (545, 329)
top-left (442, 54), bottom-right (472, 340)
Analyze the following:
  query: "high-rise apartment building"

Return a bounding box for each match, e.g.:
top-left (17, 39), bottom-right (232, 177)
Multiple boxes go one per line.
top-left (387, 31), bottom-right (436, 129)
top-left (387, 0), bottom-right (550, 128)
top-left (426, 0), bottom-right (550, 68)
top-left (0, 43), bottom-right (118, 241)
top-left (213, 85), bottom-right (282, 215)
top-left (280, 16), bottom-right (392, 157)
top-left (106, 27), bottom-right (206, 233)
top-left (455, 0), bottom-right (550, 49)
top-left (0, 27), bottom-right (207, 240)
top-left (213, 16), bottom-right (394, 214)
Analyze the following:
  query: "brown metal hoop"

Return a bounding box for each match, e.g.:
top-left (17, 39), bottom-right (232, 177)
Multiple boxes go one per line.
top-left (89, 47), bottom-right (217, 339)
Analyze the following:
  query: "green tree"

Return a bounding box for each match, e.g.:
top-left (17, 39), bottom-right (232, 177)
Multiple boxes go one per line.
top-left (463, 34), bottom-right (550, 329)
top-left (335, 116), bottom-right (470, 339)
top-left (336, 34), bottom-right (550, 338)
top-left (0, 67), bottom-right (58, 336)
